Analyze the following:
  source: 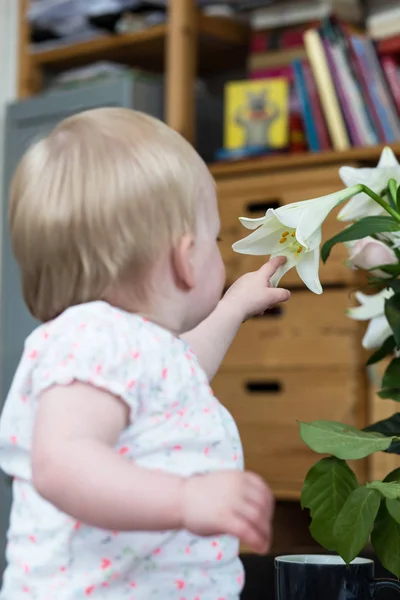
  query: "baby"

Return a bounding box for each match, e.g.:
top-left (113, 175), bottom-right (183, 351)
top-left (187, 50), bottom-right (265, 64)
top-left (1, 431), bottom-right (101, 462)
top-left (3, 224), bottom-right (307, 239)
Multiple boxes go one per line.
top-left (0, 108), bottom-right (290, 599)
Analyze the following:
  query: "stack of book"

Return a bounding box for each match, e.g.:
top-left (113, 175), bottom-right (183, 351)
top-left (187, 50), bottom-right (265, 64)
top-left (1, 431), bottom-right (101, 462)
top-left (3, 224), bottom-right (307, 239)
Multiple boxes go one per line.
top-left (243, 16), bottom-right (400, 153)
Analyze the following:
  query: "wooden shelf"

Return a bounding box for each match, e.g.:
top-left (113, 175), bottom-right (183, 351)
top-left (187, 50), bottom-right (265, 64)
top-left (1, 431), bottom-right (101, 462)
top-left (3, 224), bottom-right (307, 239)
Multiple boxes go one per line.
top-left (209, 142), bottom-right (400, 179)
top-left (30, 15), bottom-right (249, 75)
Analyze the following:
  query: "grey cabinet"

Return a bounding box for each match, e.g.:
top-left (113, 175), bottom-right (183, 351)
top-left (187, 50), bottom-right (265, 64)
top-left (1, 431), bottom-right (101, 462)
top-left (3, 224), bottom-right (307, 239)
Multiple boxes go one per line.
top-left (0, 72), bottom-right (162, 580)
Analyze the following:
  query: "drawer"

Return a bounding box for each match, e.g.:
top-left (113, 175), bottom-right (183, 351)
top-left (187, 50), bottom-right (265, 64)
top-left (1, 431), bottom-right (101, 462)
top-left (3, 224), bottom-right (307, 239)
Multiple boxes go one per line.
top-left (212, 367), bottom-right (365, 498)
top-left (216, 165), bottom-right (356, 287)
top-left (223, 288), bottom-right (358, 369)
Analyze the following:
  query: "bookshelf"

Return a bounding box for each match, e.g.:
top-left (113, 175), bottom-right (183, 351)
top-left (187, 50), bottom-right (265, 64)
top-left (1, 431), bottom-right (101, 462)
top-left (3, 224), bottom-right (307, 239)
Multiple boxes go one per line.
top-left (17, 0), bottom-right (249, 142)
top-left (210, 141), bottom-right (400, 177)
top-left (30, 15), bottom-right (249, 74)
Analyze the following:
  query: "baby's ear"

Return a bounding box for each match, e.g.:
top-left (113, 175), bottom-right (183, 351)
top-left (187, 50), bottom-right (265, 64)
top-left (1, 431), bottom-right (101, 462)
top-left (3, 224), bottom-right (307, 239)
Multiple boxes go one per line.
top-left (171, 233), bottom-right (196, 290)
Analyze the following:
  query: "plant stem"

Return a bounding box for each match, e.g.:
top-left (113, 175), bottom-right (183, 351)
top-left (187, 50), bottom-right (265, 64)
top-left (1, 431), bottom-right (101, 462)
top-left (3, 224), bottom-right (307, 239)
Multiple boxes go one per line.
top-left (360, 184), bottom-right (400, 223)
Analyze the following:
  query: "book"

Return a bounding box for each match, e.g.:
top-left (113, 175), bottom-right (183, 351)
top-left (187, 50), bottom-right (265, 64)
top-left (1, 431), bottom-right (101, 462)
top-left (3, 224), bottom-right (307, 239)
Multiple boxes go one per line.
top-left (248, 0), bottom-right (331, 30)
top-left (302, 61), bottom-right (331, 150)
top-left (320, 18), bottom-right (379, 146)
top-left (367, 4), bottom-right (400, 40)
top-left (321, 35), bottom-right (361, 146)
top-left (224, 78), bottom-right (290, 151)
top-left (251, 65), bottom-right (308, 153)
top-left (377, 34), bottom-right (400, 56)
top-left (292, 59), bottom-right (320, 151)
top-left (247, 47), bottom-right (307, 71)
top-left (381, 55), bottom-right (400, 114)
top-left (303, 28), bottom-right (350, 150)
top-left (350, 35), bottom-right (400, 142)
top-left (250, 22), bottom-right (318, 53)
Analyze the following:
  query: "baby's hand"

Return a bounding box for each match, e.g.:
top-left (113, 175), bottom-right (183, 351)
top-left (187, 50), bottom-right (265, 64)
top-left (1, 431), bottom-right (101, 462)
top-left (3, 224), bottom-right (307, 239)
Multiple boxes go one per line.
top-left (182, 470), bottom-right (274, 554)
top-left (222, 256), bottom-right (291, 322)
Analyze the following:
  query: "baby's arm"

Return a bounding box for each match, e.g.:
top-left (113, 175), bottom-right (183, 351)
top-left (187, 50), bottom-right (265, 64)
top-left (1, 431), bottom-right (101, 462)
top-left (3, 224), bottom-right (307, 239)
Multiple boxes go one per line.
top-left (32, 381), bottom-right (274, 552)
top-left (182, 257), bottom-right (290, 381)
top-left (32, 381), bottom-right (183, 531)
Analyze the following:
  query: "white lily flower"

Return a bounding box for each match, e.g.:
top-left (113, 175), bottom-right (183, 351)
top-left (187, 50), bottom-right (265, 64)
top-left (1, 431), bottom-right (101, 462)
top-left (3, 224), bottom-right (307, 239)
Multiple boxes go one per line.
top-left (338, 147), bottom-right (400, 221)
top-left (232, 187), bottom-right (360, 295)
top-left (346, 288), bottom-right (394, 350)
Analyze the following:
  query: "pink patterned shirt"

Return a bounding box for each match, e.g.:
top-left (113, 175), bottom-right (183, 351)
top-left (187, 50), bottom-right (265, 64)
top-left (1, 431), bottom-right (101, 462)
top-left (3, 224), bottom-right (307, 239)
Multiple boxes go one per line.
top-left (0, 301), bottom-right (244, 600)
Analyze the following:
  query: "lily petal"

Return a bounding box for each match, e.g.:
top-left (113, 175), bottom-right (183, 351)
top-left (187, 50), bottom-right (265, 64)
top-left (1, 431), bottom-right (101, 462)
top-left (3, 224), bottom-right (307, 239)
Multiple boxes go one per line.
top-left (232, 225), bottom-right (283, 255)
top-left (337, 193), bottom-right (385, 221)
top-left (272, 202), bottom-right (314, 229)
top-left (296, 248), bottom-right (323, 294)
top-left (378, 146), bottom-right (400, 168)
top-left (362, 315), bottom-right (392, 350)
top-left (238, 215), bottom-right (269, 230)
top-left (338, 147), bottom-right (400, 221)
top-left (346, 289), bottom-right (393, 321)
top-left (269, 252), bottom-right (297, 287)
top-left (297, 188), bottom-right (357, 245)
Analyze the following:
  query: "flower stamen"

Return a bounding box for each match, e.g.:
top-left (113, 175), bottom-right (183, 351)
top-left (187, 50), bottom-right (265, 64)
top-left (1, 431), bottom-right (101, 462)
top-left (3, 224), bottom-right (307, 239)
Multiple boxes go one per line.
top-left (279, 237), bottom-right (287, 244)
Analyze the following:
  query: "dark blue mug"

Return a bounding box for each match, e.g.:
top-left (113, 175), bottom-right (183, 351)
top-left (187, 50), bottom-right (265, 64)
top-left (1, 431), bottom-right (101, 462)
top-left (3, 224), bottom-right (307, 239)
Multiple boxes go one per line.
top-left (275, 555), bottom-right (400, 600)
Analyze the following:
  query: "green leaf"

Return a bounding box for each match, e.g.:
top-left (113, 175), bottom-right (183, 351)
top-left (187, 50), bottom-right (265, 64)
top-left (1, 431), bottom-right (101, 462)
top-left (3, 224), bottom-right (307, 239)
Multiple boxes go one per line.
top-left (382, 357), bottom-right (400, 389)
top-left (373, 263), bottom-right (400, 277)
top-left (377, 388), bottom-right (400, 402)
top-left (367, 480), bottom-right (400, 499)
top-left (299, 420), bottom-right (396, 459)
top-left (366, 336), bottom-right (396, 365)
top-left (388, 280), bottom-right (400, 294)
top-left (379, 469), bottom-right (400, 532)
top-left (397, 184), bottom-right (400, 211)
top-left (301, 457), bottom-right (358, 550)
top-left (388, 178), bottom-right (398, 210)
top-left (385, 294), bottom-right (400, 347)
top-left (321, 216), bottom-right (400, 262)
top-left (385, 468), bottom-right (400, 482)
top-left (387, 498), bottom-right (400, 524)
top-left (334, 487), bottom-right (381, 564)
top-left (371, 503), bottom-right (400, 579)
top-left (364, 413), bottom-right (400, 454)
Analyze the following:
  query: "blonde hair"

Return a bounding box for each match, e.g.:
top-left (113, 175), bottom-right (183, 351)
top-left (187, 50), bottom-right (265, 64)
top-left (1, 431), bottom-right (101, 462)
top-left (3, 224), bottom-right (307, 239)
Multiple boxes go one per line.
top-left (9, 108), bottom-right (208, 322)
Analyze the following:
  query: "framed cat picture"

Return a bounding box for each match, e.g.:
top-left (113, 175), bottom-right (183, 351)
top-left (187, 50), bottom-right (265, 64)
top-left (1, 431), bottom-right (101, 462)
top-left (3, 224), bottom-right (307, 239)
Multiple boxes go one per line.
top-left (224, 77), bottom-right (290, 151)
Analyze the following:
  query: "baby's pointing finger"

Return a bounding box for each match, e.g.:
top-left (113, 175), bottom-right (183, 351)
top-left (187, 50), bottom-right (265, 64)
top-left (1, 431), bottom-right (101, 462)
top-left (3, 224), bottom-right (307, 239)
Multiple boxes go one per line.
top-left (259, 256), bottom-right (286, 280)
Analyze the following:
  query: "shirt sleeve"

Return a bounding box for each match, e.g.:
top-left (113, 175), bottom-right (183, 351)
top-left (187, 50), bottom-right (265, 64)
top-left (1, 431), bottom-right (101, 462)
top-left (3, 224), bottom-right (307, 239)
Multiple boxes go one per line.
top-left (30, 312), bottom-right (142, 418)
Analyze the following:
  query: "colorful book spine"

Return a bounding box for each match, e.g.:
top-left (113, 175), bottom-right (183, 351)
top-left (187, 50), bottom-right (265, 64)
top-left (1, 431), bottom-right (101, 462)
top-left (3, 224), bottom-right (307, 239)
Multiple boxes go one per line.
top-left (331, 19), bottom-right (379, 146)
top-left (381, 55), bottom-right (400, 115)
top-left (292, 59), bottom-right (320, 151)
top-left (302, 61), bottom-right (331, 150)
top-left (303, 29), bottom-right (350, 150)
top-left (321, 36), bottom-right (361, 146)
top-left (347, 36), bottom-right (386, 142)
top-left (350, 35), bottom-right (400, 142)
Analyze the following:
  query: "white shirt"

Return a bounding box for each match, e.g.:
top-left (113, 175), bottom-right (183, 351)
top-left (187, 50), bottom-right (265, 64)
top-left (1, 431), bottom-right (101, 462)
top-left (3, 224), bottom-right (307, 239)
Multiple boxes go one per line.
top-left (0, 301), bottom-right (244, 600)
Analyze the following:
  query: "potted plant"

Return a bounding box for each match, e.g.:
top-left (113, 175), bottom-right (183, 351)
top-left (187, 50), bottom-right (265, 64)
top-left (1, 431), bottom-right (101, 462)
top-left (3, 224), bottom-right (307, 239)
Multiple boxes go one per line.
top-left (233, 147), bottom-right (400, 577)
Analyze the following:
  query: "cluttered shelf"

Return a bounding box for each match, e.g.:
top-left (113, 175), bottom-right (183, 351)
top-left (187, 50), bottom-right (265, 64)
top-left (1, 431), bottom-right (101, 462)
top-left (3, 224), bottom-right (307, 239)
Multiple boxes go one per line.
top-left (209, 141), bottom-right (400, 178)
top-left (30, 15), bottom-right (249, 74)
top-left (22, 0), bottom-right (400, 160)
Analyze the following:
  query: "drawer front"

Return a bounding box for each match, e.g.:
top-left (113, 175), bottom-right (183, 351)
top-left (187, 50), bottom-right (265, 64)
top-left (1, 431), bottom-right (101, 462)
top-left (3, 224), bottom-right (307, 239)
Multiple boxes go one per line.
top-left (216, 165), bottom-right (356, 287)
top-left (223, 289), bottom-right (357, 369)
top-left (212, 367), bottom-right (364, 498)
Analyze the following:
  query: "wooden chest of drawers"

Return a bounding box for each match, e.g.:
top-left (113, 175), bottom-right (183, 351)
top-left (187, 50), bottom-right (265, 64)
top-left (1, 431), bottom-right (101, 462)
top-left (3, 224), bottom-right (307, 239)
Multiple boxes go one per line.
top-left (211, 158), bottom-right (369, 500)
